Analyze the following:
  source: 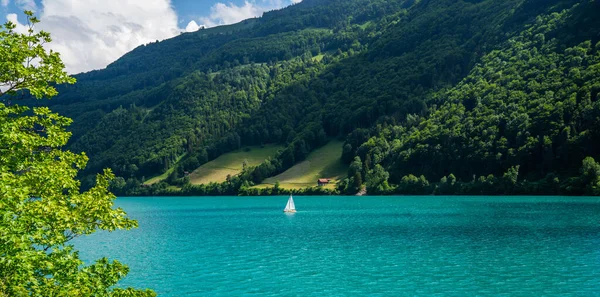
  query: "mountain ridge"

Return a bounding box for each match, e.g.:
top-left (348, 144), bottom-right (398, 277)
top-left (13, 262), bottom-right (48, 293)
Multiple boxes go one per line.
top-left (33, 0), bottom-right (600, 196)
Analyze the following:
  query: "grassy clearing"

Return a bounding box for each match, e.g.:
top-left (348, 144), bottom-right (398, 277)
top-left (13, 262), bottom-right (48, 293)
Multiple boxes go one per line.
top-left (359, 20), bottom-right (374, 30)
top-left (143, 154), bottom-right (185, 185)
top-left (189, 144), bottom-right (283, 185)
top-left (313, 54), bottom-right (325, 62)
top-left (258, 140), bottom-right (347, 190)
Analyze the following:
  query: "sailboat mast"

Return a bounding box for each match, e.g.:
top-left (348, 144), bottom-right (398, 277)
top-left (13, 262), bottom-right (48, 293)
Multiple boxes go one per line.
top-left (284, 195), bottom-right (296, 212)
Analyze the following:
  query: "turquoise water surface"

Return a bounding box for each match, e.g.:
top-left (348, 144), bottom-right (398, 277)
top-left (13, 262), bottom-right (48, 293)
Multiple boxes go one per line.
top-left (73, 196), bottom-right (600, 296)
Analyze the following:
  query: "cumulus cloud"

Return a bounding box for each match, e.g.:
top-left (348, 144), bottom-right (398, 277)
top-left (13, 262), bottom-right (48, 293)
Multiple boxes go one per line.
top-left (200, 1), bottom-right (261, 27)
top-left (5, 0), bottom-right (302, 74)
top-left (199, 0), bottom-right (301, 28)
top-left (8, 0), bottom-right (182, 74)
top-left (2, 0), bottom-right (38, 10)
top-left (6, 13), bottom-right (28, 32)
top-left (185, 20), bottom-right (200, 32)
top-left (16, 0), bottom-right (37, 11)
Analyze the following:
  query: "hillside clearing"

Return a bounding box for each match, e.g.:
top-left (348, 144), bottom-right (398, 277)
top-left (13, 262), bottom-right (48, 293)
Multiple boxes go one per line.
top-left (144, 154), bottom-right (185, 185)
top-left (258, 140), bottom-right (347, 189)
top-left (189, 144), bottom-right (282, 185)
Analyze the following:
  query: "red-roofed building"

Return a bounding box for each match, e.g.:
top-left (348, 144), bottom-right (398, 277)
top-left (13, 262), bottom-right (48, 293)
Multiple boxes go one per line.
top-left (317, 178), bottom-right (330, 186)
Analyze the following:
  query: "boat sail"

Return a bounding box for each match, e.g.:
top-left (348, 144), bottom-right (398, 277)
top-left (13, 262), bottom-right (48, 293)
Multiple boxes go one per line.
top-left (283, 195), bottom-right (296, 213)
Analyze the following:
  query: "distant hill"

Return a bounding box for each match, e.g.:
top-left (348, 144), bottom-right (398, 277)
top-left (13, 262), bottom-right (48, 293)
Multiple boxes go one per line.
top-left (34, 0), bottom-right (600, 196)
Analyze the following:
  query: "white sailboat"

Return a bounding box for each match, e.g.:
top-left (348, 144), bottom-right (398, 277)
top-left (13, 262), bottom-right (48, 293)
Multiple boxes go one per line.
top-left (283, 195), bottom-right (296, 213)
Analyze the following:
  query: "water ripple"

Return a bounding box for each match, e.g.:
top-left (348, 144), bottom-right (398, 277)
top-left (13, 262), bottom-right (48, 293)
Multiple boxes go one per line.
top-left (73, 196), bottom-right (600, 296)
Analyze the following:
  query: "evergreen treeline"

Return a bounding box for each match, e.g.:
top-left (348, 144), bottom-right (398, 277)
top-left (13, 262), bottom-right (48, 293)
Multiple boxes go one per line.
top-left (337, 3), bottom-right (600, 195)
top-left (31, 0), bottom-right (600, 196)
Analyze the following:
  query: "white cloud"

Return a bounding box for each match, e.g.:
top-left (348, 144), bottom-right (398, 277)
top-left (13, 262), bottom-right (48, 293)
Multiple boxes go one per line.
top-left (7, 0), bottom-right (182, 74)
top-left (3, 0), bottom-right (38, 10)
top-left (199, 0), bottom-right (300, 28)
top-left (185, 20), bottom-right (200, 32)
top-left (5, 0), bottom-right (303, 74)
top-left (16, 0), bottom-right (37, 11)
top-left (200, 1), bottom-right (261, 28)
top-left (6, 13), bottom-right (28, 32)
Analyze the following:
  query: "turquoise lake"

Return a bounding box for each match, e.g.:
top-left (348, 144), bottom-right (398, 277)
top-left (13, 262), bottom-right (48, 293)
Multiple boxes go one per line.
top-left (73, 196), bottom-right (600, 296)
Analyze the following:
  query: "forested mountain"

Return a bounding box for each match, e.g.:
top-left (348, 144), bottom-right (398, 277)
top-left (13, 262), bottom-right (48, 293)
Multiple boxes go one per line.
top-left (33, 0), bottom-right (600, 195)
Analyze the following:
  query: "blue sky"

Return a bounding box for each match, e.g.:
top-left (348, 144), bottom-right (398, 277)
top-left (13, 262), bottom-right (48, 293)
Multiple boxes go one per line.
top-left (1, 0), bottom-right (300, 73)
top-left (174, 0), bottom-right (231, 25)
top-left (1, 0), bottom-right (274, 25)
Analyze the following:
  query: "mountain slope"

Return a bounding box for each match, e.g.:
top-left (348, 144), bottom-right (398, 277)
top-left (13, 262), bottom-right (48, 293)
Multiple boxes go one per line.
top-left (260, 140), bottom-right (347, 189)
top-left (337, 1), bottom-right (600, 195)
top-left (34, 0), bottom-right (600, 195)
top-left (40, 0), bottom-right (415, 187)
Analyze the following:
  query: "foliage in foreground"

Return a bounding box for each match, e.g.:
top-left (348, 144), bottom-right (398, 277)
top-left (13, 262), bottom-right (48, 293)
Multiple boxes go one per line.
top-left (0, 12), bottom-right (155, 296)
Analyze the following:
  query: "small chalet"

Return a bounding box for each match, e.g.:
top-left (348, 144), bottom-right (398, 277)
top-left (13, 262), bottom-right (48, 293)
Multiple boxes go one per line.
top-left (317, 178), bottom-right (330, 186)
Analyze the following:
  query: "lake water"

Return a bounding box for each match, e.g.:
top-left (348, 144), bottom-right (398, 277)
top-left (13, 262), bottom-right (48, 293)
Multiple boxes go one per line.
top-left (73, 196), bottom-right (600, 296)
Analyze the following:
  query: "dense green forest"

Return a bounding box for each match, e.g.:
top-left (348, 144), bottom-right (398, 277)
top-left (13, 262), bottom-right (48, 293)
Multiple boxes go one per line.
top-left (28, 0), bottom-right (600, 196)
